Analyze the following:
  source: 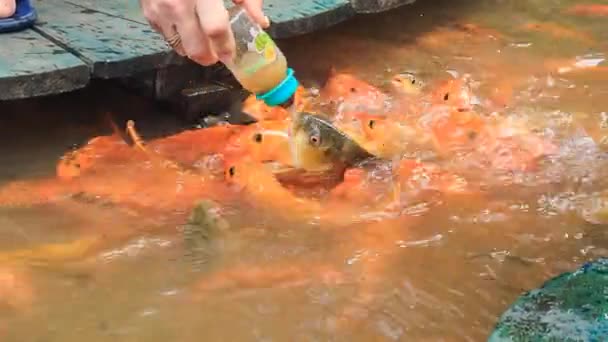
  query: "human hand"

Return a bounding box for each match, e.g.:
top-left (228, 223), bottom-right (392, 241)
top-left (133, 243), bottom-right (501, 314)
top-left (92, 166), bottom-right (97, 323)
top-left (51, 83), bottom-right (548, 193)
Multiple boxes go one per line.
top-left (140, 0), bottom-right (270, 66)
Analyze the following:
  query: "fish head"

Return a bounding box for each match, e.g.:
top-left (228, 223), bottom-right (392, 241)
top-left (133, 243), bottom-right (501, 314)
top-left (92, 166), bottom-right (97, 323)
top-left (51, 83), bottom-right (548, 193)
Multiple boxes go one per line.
top-left (389, 73), bottom-right (425, 96)
top-left (321, 70), bottom-right (389, 112)
top-left (223, 120), bottom-right (292, 165)
top-left (430, 76), bottom-right (473, 112)
top-left (289, 112), bottom-right (377, 172)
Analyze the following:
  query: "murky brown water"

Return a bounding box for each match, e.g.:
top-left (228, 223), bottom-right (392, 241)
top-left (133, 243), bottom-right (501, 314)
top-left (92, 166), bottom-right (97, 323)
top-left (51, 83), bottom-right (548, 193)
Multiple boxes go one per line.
top-left (1, 0), bottom-right (608, 341)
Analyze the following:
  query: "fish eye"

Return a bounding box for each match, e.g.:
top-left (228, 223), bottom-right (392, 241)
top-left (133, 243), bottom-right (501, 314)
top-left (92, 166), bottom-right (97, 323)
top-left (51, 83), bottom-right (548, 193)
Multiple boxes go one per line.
top-left (228, 166), bottom-right (236, 177)
top-left (368, 120), bottom-right (376, 129)
top-left (443, 93), bottom-right (450, 101)
top-left (411, 79), bottom-right (416, 85)
top-left (253, 133), bottom-right (263, 143)
top-left (350, 87), bottom-right (357, 93)
top-left (309, 135), bottom-right (321, 146)
top-left (467, 131), bottom-right (477, 140)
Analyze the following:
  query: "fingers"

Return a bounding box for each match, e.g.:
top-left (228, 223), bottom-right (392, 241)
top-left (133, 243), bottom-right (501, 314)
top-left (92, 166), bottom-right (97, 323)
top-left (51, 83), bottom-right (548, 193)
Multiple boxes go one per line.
top-left (175, 11), bottom-right (217, 65)
top-left (234, 0), bottom-right (270, 28)
top-left (141, 0), bottom-right (266, 66)
top-left (141, 0), bottom-right (189, 57)
top-left (161, 23), bottom-right (186, 56)
top-left (196, 0), bottom-right (236, 63)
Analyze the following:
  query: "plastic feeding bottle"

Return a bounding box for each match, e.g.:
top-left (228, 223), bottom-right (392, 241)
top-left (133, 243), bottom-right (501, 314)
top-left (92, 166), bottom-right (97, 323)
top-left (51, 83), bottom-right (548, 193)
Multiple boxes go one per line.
top-left (224, 6), bottom-right (298, 107)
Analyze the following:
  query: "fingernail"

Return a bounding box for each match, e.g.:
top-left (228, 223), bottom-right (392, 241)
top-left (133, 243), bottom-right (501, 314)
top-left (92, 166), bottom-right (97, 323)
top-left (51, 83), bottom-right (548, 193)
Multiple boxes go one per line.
top-left (263, 16), bottom-right (270, 27)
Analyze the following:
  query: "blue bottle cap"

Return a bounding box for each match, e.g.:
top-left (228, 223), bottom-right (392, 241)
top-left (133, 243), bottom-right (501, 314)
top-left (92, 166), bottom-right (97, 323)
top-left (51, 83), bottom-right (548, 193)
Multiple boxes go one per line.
top-left (256, 68), bottom-right (299, 106)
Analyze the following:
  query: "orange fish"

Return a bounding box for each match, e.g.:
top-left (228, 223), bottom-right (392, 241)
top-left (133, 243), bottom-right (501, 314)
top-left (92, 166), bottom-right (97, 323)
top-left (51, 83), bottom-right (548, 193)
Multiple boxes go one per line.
top-left (2, 123), bottom-right (235, 211)
top-left (521, 22), bottom-right (594, 43)
top-left (240, 85), bottom-right (311, 121)
top-left (224, 160), bottom-right (324, 218)
top-left (565, 4), bottom-right (608, 16)
top-left (293, 85), bottom-right (317, 112)
top-left (320, 69), bottom-right (390, 114)
top-left (223, 120), bottom-right (293, 167)
top-left (56, 124), bottom-right (244, 181)
top-left (149, 124), bottom-right (243, 166)
top-left (2, 157), bottom-right (233, 212)
top-left (428, 108), bottom-right (486, 155)
top-left (242, 95), bottom-right (289, 121)
top-left (56, 134), bottom-right (137, 181)
top-left (224, 160), bottom-right (386, 226)
top-left (429, 76), bottom-right (474, 112)
top-left (474, 119), bottom-right (558, 172)
top-left (354, 113), bottom-right (431, 158)
top-left (389, 73), bottom-right (425, 97)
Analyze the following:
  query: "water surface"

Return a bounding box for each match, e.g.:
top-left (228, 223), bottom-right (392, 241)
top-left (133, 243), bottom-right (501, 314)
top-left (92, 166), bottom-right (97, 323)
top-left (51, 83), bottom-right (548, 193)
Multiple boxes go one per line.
top-left (1, 0), bottom-right (608, 340)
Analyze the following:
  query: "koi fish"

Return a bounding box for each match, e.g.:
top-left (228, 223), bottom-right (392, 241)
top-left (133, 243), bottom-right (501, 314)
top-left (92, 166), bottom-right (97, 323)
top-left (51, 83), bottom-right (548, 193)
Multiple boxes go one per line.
top-left (149, 124), bottom-right (244, 166)
top-left (223, 160), bottom-right (324, 219)
top-left (320, 69), bottom-right (390, 114)
top-left (223, 120), bottom-right (293, 167)
top-left (389, 72), bottom-right (425, 96)
top-left (288, 112), bottom-right (378, 172)
top-left (428, 108), bottom-right (486, 155)
top-left (354, 113), bottom-right (431, 159)
top-left (428, 76), bottom-right (474, 112)
top-left (224, 160), bottom-right (389, 226)
top-left (474, 118), bottom-right (558, 172)
top-left (240, 85), bottom-right (312, 121)
top-left (241, 94), bottom-right (290, 121)
top-left (56, 134), bottom-right (136, 181)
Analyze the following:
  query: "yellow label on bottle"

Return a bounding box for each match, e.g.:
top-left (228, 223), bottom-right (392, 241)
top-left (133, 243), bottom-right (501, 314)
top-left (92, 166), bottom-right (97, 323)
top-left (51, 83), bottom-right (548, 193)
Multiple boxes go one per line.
top-left (243, 31), bottom-right (278, 75)
top-left (264, 44), bottom-right (277, 62)
top-left (254, 31), bottom-right (271, 52)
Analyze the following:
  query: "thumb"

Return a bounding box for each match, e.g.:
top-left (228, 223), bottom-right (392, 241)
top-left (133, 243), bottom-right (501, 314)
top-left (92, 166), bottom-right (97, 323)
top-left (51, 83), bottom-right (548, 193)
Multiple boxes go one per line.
top-left (234, 0), bottom-right (269, 28)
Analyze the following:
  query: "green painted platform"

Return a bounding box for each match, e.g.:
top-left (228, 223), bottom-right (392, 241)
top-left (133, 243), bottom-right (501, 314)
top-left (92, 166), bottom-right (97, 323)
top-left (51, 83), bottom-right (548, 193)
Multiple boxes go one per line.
top-left (0, 0), bottom-right (417, 101)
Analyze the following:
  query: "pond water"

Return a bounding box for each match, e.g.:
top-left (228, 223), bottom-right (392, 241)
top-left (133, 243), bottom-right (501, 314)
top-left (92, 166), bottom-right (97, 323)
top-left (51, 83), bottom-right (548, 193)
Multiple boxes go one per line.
top-left (1, 0), bottom-right (608, 341)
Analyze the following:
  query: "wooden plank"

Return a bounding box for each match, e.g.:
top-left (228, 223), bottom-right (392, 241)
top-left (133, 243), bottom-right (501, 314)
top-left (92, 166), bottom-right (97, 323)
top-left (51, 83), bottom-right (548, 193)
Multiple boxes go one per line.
top-left (0, 0), bottom-right (418, 101)
top-left (62, 0), bottom-right (147, 23)
top-left (0, 29), bottom-right (89, 100)
top-left (32, 0), bottom-right (175, 79)
top-left (350, 0), bottom-right (417, 13)
top-left (264, 0), bottom-right (355, 39)
top-left (64, 0), bottom-right (354, 40)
